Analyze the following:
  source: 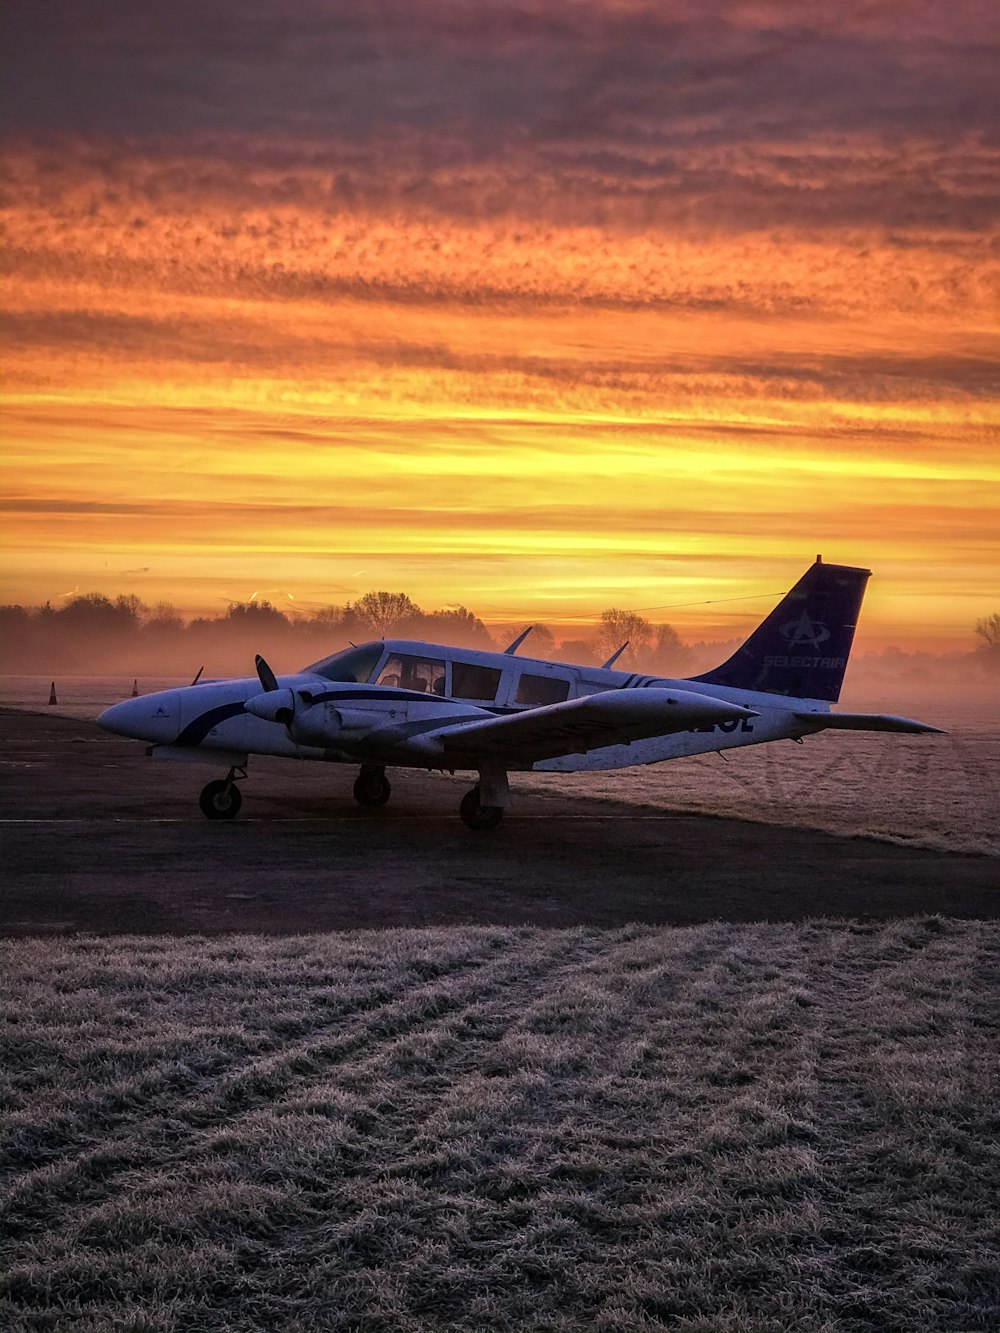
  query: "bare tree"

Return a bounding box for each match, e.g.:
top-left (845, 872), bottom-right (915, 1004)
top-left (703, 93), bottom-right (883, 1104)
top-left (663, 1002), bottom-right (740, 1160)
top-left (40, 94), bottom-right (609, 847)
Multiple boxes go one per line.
top-left (556, 638), bottom-right (599, 666)
top-left (526, 624), bottom-right (556, 658)
top-left (493, 623), bottom-right (557, 657)
top-left (974, 613), bottom-right (1000, 668)
top-left (58, 593), bottom-right (145, 633)
top-left (592, 609), bottom-right (654, 668)
top-left (649, 623), bottom-right (690, 675)
top-left (224, 599), bottom-right (288, 627)
top-left (975, 613), bottom-right (1000, 648)
top-left (425, 607), bottom-right (495, 648)
top-left (352, 591), bottom-right (421, 637)
top-left (144, 601), bottom-right (183, 632)
top-left (114, 594), bottom-right (148, 625)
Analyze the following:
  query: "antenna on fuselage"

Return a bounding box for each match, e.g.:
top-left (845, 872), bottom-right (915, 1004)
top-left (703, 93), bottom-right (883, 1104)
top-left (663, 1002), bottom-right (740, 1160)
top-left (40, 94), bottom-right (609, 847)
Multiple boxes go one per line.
top-left (503, 626), bottom-right (534, 655)
top-left (601, 642), bottom-right (629, 669)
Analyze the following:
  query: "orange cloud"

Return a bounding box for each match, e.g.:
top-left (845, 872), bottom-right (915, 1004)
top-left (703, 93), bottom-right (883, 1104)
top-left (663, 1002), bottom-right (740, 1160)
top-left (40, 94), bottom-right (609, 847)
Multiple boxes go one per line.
top-left (2, 4), bottom-right (998, 651)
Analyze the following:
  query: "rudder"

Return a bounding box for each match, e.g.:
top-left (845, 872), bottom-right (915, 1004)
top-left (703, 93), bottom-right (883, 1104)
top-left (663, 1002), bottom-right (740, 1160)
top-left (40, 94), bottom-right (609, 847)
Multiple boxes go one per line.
top-left (693, 558), bottom-right (871, 702)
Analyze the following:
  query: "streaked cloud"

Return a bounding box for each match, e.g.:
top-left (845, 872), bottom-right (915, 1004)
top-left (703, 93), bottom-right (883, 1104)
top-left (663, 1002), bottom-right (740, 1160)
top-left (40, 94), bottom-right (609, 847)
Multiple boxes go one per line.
top-left (1, 1), bottom-right (997, 648)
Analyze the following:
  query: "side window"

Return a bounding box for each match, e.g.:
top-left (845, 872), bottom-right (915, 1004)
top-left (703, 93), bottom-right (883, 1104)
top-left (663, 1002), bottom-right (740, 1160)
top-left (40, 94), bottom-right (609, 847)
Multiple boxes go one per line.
top-left (451, 662), bottom-right (502, 702)
top-left (376, 654), bottom-right (447, 694)
top-left (515, 673), bottom-right (570, 706)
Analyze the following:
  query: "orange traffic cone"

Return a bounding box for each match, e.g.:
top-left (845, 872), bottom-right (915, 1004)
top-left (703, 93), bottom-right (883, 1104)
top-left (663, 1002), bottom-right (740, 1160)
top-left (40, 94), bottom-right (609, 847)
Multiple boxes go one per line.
top-left (48, 681), bottom-right (57, 705)
top-left (131, 679), bottom-right (139, 697)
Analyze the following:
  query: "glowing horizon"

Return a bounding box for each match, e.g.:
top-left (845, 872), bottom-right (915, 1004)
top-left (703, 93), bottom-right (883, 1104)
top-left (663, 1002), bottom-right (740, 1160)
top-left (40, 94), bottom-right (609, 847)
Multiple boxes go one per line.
top-left (2, 3), bottom-right (998, 653)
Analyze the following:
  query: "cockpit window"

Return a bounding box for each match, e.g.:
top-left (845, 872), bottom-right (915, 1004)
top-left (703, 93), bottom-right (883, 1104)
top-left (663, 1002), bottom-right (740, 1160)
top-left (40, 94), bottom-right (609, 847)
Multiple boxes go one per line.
top-left (304, 643), bottom-right (384, 683)
top-left (376, 653), bottom-right (447, 695)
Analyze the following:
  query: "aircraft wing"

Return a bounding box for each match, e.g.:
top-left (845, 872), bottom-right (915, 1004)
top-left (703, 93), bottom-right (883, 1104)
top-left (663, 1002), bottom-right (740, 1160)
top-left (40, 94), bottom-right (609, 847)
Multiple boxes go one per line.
top-left (793, 711), bottom-right (944, 734)
top-left (415, 688), bottom-right (757, 764)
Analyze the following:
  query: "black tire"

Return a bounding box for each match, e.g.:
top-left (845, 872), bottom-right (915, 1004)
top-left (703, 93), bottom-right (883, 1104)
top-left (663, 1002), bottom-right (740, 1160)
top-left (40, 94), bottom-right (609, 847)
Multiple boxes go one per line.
top-left (459, 786), bottom-right (505, 831)
top-left (199, 779), bottom-right (242, 820)
top-left (353, 770), bottom-right (392, 808)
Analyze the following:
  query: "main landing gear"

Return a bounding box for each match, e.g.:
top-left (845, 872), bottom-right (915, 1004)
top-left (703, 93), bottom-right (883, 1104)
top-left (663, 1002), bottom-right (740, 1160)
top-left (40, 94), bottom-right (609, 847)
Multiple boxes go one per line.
top-left (459, 766), bottom-right (510, 831)
top-left (459, 785), bottom-right (505, 831)
top-left (353, 765), bottom-right (392, 808)
top-left (354, 764), bottom-right (508, 829)
top-left (199, 766), bottom-right (246, 820)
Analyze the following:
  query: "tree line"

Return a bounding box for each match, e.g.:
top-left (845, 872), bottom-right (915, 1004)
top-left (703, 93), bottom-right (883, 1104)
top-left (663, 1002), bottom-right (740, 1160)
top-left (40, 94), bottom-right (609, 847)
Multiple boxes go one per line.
top-left (3, 589), bottom-right (995, 679)
top-left (0, 589), bottom-right (699, 676)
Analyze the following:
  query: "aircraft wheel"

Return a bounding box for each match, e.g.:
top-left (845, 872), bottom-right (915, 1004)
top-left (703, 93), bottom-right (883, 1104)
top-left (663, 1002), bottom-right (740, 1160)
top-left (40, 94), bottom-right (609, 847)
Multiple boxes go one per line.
top-left (460, 785), bottom-right (505, 831)
top-left (199, 779), bottom-right (242, 820)
top-left (353, 769), bottom-right (392, 808)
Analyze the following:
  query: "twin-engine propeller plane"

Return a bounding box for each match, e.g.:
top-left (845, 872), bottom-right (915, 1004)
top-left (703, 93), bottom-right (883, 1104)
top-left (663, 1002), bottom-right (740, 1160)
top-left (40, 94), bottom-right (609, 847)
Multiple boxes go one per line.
top-left (98, 558), bottom-right (941, 830)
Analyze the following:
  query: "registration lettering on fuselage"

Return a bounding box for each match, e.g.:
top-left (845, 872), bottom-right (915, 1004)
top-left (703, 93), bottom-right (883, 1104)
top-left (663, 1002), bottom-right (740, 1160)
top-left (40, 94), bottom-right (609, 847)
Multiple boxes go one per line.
top-left (690, 717), bottom-right (755, 735)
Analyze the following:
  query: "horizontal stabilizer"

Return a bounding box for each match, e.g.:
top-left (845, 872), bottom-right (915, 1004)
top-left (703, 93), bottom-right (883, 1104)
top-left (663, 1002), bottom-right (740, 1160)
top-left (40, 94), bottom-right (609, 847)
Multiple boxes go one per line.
top-left (420, 688), bottom-right (757, 764)
top-left (793, 711), bottom-right (944, 735)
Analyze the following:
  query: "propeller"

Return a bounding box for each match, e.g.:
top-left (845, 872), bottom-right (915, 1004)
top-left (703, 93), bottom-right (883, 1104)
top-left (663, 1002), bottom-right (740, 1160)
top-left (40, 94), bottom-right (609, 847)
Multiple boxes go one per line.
top-left (247, 653), bottom-right (376, 748)
top-left (247, 654), bottom-right (295, 725)
top-left (255, 654), bottom-right (279, 693)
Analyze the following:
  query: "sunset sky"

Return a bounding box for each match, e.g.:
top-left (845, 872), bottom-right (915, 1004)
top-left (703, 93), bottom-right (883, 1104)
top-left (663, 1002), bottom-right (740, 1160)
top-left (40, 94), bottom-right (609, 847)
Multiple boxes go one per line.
top-left (2, 0), bottom-right (998, 649)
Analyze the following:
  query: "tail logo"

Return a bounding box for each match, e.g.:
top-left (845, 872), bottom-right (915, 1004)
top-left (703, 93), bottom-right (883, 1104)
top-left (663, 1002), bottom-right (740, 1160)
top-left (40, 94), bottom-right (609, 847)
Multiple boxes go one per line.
top-left (779, 611), bottom-right (831, 651)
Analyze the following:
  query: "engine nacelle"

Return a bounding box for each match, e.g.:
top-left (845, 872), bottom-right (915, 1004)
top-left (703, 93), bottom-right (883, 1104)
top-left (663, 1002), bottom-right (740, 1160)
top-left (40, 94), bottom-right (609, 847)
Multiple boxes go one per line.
top-left (288, 702), bottom-right (378, 748)
top-left (244, 689), bottom-right (295, 724)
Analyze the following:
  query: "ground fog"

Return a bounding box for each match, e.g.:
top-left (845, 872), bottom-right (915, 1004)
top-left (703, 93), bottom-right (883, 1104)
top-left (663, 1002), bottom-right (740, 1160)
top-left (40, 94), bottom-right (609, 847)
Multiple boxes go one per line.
top-left (4, 920), bottom-right (999, 1332)
top-left (522, 699), bottom-right (999, 857)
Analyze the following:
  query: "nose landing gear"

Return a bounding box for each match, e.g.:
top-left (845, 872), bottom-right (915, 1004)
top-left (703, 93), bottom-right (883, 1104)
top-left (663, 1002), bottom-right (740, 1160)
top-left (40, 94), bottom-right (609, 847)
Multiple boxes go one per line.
top-left (199, 767), bottom-right (247, 820)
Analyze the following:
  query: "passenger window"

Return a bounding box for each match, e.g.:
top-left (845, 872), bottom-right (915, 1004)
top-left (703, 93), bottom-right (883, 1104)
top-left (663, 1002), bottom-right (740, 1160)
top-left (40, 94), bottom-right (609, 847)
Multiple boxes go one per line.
top-left (451, 662), bottom-right (502, 702)
top-left (515, 673), bottom-right (570, 705)
top-left (376, 654), bottom-right (446, 694)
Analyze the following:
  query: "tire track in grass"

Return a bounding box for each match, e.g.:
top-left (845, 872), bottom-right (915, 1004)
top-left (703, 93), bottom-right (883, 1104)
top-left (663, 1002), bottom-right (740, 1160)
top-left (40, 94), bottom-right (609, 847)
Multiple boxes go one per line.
top-left (567, 924), bottom-right (830, 1327)
top-left (6, 930), bottom-right (628, 1329)
top-left (174, 925), bottom-right (751, 1330)
top-left (2, 928), bottom-right (600, 1241)
top-left (7, 926), bottom-right (744, 1328)
top-left (7, 923), bottom-right (998, 1332)
top-left (2, 930), bottom-right (515, 1231)
top-left (287, 924), bottom-right (813, 1330)
top-left (807, 918), bottom-right (1000, 1331)
top-left (449, 925), bottom-right (825, 1328)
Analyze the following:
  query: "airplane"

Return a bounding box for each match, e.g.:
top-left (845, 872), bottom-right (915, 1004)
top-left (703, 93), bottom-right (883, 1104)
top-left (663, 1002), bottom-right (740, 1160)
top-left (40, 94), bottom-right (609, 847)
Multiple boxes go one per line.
top-left (97, 557), bottom-right (942, 830)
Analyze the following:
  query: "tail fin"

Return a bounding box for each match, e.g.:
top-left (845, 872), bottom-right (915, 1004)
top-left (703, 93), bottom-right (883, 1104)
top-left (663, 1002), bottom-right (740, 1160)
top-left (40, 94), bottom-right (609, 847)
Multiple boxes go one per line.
top-left (693, 557), bottom-right (871, 702)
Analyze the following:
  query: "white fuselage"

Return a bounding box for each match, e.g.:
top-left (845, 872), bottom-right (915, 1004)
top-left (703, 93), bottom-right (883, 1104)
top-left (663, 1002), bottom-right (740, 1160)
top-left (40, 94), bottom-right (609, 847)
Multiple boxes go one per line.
top-left (99, 638), bottom-right (823, 774)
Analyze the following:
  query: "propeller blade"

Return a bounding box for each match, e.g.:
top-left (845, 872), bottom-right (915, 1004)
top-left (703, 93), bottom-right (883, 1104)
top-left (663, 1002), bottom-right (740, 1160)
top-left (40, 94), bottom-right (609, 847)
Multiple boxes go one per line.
top-left (255, 654), bottom-right (279, 692)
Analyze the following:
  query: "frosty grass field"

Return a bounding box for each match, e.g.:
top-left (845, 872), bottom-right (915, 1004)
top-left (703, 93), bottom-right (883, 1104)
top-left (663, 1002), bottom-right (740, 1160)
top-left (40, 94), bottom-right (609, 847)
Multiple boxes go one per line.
top-left (2, 678), bottom-right (999, 1331)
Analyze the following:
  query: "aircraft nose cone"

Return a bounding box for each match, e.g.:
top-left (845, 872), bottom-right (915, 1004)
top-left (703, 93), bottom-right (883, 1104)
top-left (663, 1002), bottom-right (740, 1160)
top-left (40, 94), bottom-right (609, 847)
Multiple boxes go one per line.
top-left (97, 693), bottom-right (181, 743)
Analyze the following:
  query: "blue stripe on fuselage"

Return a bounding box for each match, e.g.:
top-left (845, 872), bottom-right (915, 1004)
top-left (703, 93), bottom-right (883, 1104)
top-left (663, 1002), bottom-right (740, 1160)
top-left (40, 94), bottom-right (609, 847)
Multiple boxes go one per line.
top-left (176, 701), bottom-right (248, 747)
top-left (303, 687), bottom-right (450, 706)
top-left (304, 686), bottom-right (521, 715)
